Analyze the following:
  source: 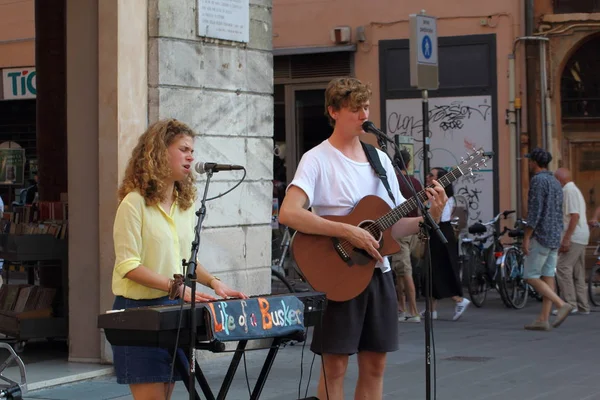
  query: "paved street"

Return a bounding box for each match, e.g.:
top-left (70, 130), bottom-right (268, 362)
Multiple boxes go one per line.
top-left (21, 293), bottom-right (600, 400)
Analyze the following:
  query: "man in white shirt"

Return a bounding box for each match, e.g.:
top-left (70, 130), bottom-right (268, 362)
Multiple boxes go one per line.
top-left (279, 77), bottom-right (447, 400)
top-left (554, 168), bottom-right (590, 314)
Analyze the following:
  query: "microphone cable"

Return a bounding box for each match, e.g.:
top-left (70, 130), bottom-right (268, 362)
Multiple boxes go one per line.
top-left (166, 167), bottom-right (248, 398)
top-left (297, 326), bottom-right (310, 399)
top-left (372, 130), bottom-right (439, 400)
top-left (319, 300), bottom-right (330, 400)
top-left (203, 167), bottom-right (247, 201)
top-left (243, 351), bottom-right (252, 397)
top-left (305, 352), bottom-right (317, 398)
top-left (166, 265), bottom-right (190, 400)
top-left (398, 150), bottom-right (438, 400)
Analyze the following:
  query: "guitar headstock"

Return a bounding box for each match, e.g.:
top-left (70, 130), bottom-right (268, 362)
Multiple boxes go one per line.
top-left (459, 148), bottom-right (493, 176)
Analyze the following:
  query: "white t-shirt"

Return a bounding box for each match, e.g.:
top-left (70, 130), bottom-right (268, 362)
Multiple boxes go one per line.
top-left (562, 181), bottom-right (590, 245)
top-left (288, 139), bottom-right (406, 273)
top-left (441, 196), bottom-right (455, 222)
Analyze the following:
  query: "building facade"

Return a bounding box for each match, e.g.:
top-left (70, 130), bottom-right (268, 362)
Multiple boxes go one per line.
top-left (533, 0), bottom-right (600, 250)
top-left (273, 0), bottom-right (523, 228)
top-left (0, 0), bottom-right (598, 367)
top-left (272, 0), bottom-right (599, 246)
top-left (0, 0), bottom-right (274, 364)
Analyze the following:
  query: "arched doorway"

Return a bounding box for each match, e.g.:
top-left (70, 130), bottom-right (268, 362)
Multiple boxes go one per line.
top-left (560, 33), bottom-right (600, 249)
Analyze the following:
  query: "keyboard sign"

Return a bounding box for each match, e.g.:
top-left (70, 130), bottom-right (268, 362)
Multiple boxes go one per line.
top-left (205, 296), bottom-right (305, 341)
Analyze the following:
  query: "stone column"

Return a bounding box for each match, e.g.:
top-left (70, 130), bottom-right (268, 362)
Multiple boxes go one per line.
top-left (97, 0), bottom-right (148, 363)
top-left (148, 0), bottom-right (274, 297)
top-left (66, 0), bottom-right (147, 363)
top-left (66, 0), bottom-right (100, 363)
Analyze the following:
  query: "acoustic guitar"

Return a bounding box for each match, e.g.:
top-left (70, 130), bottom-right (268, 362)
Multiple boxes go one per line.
top-left (291, 148), bottom-right (493, 302)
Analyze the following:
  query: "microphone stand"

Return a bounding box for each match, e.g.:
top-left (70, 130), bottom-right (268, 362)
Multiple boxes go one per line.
top-left (376, 135), bottom-right (388, 152)
top-left (374, 132), bottom-right (446, 400)
top-left (182, 169), bottom-right (214, 400)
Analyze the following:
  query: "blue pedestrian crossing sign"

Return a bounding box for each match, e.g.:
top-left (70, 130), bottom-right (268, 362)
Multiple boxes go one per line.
top-left (416, 16), bottom-right (437, 65)
top-left (422, 35), bottom-right (433, 60)
top-left (410, 12), bottom-right (438, 89)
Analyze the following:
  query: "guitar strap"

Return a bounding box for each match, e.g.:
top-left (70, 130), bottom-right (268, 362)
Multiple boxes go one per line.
top-left (360, 141), bottom-right (396, 204)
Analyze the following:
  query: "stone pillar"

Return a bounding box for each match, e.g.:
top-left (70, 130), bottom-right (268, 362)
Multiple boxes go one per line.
top-left (148, 0), bottom-right (274, 296)
top-left (66, 0), bottom-right (147, 363)
top-left (66, 0), bottom-right (100, 362)
top-left (35, 0), bottom-right (68, 201)
top-left (97, 0), bottom-right (148, 363)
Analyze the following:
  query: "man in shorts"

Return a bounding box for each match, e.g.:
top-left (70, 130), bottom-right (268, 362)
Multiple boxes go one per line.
top-left (523, 148), bottom-right (573, 331)
top-left (279, 77), bottom-right (447, 399)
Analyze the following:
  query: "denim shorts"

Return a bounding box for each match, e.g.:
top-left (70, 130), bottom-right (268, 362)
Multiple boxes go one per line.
top-left (523, 238), bottom-right (558, 279)
top-left (112, 296), bottom-right (188, 384)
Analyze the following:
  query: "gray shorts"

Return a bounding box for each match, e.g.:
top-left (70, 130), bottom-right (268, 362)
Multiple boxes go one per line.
top-left (310, 269), bottom-right (399, 355)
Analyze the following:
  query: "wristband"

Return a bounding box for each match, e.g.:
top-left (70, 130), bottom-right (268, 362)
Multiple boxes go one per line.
top-left (208, 276), bottom-right (221, 289)
top-left (169, 274), bottom-right (185, 300)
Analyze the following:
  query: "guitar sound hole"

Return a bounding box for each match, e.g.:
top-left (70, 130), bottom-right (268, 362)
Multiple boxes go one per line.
top-left (358, 220), bottom-right (382, 242)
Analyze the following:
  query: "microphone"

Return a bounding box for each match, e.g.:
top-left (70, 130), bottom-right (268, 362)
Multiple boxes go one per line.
top-left (361, 121), bottom-right (386, 137)
top-left (194, 162), bottom-right (244, 174)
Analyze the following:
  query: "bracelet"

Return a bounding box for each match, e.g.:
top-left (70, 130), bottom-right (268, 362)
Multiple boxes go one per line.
top-left (169, 274), bottom-right (185, 300)
top-left (208, 276), bottom-right (221, 289)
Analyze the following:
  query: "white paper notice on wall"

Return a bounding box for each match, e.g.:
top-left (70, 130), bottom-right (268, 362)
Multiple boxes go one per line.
top-left (197, 0), bottom-right (249, 43)
top-left (386, 95), bottom-right (494, 224)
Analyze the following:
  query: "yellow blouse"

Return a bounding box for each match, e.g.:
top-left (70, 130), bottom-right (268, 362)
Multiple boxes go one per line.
top-left (112, 191), bottom-right (195, 300)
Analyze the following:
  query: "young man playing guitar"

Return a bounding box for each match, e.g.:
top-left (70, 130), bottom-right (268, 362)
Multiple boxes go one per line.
top-left (279, 77), bottom-right (447, 400)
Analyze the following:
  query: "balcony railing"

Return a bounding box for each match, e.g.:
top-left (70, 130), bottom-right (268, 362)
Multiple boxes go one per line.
top-left (554, 0), bottom-right (600, 13)
top-left (561, 98), bottom-right (600, 119)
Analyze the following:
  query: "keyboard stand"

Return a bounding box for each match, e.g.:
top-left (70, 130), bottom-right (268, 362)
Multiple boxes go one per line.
top-left (175, 331), bottom-right (305, 400)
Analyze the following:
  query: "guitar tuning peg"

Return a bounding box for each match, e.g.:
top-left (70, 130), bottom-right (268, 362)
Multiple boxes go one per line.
top-left (460, 157), bottom-right (465, 163)
top-left (472, 147), bottom-right (476, 152)
top-left (468, 167), bottom-right (473, 175)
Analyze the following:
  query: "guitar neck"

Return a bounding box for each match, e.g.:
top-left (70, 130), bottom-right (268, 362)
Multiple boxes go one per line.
top-left (376, 166), bottom-right (465, 231)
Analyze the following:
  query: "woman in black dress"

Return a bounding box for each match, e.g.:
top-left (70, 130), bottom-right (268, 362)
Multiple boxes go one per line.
top-left (422, 167), bottom-right (470, 320)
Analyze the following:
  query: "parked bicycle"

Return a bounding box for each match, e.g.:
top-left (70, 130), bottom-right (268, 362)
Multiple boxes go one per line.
top-left (498, 218), bottom-right (530, 309)
top-left (588, 237), bottom-right (600, 307)
top-left (271, 225), bottom-right (311, 294)
top-left (462, 210), bottom-right (515, 308)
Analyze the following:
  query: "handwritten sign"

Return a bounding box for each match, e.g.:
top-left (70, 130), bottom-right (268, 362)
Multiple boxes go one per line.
top-left (197, 0), bottom-right (249, 43)
top-left (386, 95), bottom-right (494, 224)
top-left (205, 296), bottom-right (305, 341)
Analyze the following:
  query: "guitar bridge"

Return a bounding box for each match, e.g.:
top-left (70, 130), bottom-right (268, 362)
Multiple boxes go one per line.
top-left (331, 238), bottom-right (353, 264)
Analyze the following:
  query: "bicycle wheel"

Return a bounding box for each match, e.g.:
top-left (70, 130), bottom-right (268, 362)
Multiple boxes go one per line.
top-left (466, 248), bottom-right (487, 308)
top-left (588, 263), bottom-right (600, 307)
top-left (271, 269), bottom-right (295, 294)
top-left (500, 247), bottom-right (528, 309)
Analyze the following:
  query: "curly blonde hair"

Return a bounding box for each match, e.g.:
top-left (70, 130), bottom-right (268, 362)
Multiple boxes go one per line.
top-left (118, 119), bottom-right (196, 210)
top-left (324, 77), bottom-right (372, 127)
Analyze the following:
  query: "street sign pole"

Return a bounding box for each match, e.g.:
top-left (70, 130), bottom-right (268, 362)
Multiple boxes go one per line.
top-left (409, 10), bottom-right (439, 400)
top-left (422, 88), bottom-right (430, 175)
top-left (410, 10), bottom-right (439, 177)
